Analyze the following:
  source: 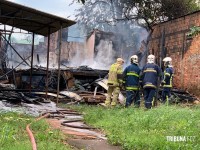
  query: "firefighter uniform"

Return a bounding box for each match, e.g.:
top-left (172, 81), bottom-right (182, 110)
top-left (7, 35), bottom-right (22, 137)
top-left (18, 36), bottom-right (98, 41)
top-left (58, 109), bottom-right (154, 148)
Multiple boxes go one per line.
top-left (141, 62), bottom-right (162, 109)
top-left (123, 63), bottom-right (141, 107)
top-left (105, 58), bottom-right (124, 106)
top-left (162, 66), bottom-right (174, 103)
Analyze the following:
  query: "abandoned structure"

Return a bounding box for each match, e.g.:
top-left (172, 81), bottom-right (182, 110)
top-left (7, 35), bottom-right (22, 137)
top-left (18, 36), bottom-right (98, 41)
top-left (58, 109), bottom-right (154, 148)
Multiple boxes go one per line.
top-left (0, 1), bottom-right (109, 103)
top-left (0, 0), bottom-right (76, 97)
top-left (149, 10), bottom-right (200, 97)
top-left (0, 0), bottom-right (199, 102)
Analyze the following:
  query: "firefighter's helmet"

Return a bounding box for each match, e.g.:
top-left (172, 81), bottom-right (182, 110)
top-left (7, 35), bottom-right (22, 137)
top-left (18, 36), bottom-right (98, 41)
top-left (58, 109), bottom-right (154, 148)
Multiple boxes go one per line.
top-left (147, 54), bottom-right (155, 64)
top-left (116, 57), bottom-right (124, 64)
top-left (130, 55), bottom-right (138, 64)
top-left (163, 57), bottom-right (172, 67)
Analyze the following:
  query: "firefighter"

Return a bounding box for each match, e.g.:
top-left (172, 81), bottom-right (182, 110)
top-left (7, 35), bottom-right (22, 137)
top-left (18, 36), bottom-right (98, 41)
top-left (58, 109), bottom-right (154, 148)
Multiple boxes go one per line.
top-left (105, 57), bottom-right (124, 107)
top-left (140, 54), bottom-right (162, 109)
top-left (161, 57), bottom-right (174, 104)
top-left (123, 55), bottom-right (141, 108)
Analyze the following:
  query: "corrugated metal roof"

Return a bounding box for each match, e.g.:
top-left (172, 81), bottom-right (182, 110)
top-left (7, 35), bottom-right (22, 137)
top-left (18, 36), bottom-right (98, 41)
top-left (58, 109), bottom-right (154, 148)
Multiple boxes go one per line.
top-left (0, 0), bottom-right (76, 36)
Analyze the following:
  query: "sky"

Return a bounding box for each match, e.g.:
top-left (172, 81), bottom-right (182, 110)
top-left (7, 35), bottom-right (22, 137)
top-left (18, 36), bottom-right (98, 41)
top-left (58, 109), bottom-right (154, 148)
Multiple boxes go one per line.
top-left (5, 0), bottom-right (83, 42)
top-left (7, 0), bottom-right (82, 20)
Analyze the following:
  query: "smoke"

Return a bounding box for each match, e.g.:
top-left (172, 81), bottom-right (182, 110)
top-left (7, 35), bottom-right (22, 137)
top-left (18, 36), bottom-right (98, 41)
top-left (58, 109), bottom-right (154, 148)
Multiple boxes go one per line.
top-left (74, 0), bottom-right (148, 69)
top-left (66, 22), bottom-right (148, 70)
top-left (89, 40), bottom-right (116, 70)
top-left (66, 47), bottom-right (85, 68)
top-left (66, 39), bottom-right (116, 70)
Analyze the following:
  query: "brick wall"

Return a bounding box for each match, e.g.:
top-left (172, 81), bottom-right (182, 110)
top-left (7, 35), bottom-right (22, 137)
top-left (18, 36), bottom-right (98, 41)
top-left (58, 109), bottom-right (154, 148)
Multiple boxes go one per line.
top-left (149, 11), bottom-right (200, 97)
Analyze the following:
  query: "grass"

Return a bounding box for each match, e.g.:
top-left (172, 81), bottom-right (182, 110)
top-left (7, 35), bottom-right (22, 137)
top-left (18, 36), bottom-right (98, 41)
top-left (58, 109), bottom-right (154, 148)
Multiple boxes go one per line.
top-left (0, 112), bottom-right (71, 150)
top-left (60, 103), bottom-right (200, 150)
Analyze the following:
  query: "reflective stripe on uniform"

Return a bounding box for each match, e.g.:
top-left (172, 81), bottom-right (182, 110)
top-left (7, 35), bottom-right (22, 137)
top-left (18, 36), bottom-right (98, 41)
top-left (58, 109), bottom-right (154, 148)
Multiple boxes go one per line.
top-left (127, 72), bottom-right (139, 77)
top-left (126, 86), bottom-right (139, 90)
top-left (144, 84), bottom-right (156, 88)
top-left (164, 72), bottom-right (170, 76)
top-left (144, 69), bottom-right (157, 73)
top-left (163, 85), bottom-right (172, 87)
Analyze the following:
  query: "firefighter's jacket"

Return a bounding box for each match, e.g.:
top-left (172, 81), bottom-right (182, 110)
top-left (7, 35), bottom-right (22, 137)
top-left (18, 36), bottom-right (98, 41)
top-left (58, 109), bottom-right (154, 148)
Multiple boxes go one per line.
top-left (107, 62), bottom-right (123, 87)
top-left (123, 63), bottom-right (141, 91)
top-left (141, 63), bottom-right (162, 89)
top-left (163, 67), bottom-right (174, 88)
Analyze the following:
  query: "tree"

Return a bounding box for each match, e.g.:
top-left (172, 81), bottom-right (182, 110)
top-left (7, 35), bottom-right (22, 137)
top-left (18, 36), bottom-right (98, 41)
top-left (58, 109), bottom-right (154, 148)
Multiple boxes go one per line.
top-left (75, 0), bottom-right (199, 64)
top-left (75, 0), bottom-right (199, 31)
top-left (74, 0), bottom-right (86, 4)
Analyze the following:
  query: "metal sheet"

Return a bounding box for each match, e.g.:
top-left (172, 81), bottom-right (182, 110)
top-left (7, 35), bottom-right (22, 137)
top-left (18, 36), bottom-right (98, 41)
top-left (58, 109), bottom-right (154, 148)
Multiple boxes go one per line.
top-left (96, 79), bottom-right (125, 104)
top-left (60, 91), bottom-right (82, 101)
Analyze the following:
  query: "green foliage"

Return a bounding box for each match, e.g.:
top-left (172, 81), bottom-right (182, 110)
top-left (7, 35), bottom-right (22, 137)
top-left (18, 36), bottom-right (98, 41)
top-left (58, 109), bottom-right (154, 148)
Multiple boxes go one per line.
top-left (76, 0), bottom-right (86, 4)
top-left (66, 104), bottom-right (200, 150)
top-left (0, 112), bottom-right (70, 150)
top-left (160, 0), bottom-right (199, 20)
top-left (76, 0), bottom-right (199, 31)
top-left (187, 26), bottom-right (200, 38)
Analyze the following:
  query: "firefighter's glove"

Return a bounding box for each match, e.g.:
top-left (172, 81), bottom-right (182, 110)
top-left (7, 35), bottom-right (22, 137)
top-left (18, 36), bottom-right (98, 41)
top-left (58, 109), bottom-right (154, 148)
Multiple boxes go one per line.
top-left (161, 80), bottom-right (165, 86)
top-left (120, 83), bottom-right (125, 90)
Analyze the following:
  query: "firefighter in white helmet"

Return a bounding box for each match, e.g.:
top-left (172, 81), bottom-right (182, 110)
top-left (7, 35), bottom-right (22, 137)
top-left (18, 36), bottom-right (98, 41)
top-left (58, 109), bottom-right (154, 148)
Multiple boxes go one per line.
top-left (161, 57), bottom-right (174, 104)
top-left (140, 54), bottom-right (162, 109)
top-left (123, 55), bottom-right (141, 107)
top-left (105, 57), bottom-right (124, 107)
top-left (147, 54), bottom-right (155, 64)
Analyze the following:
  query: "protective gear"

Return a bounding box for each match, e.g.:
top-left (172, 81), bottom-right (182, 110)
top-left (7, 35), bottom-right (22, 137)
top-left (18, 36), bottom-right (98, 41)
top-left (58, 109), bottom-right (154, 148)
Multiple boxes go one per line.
top-left (123, 64), bottom-right (140, 90)
top-left (123, 62), bottom-right (141, 107)
top-left (125, 90), bottom-right (140, 108)
top-left (107, 62), bottom-right (123, 86)
top-left (161, 64), bottom-right (174, 104)
top-left (105, 86), bottom-right (120, 106)
top-left (130, 55), bottom-right (138, 64)
top-left (147, 54), bottom-right (155, 64)
top-left (162, 66), bottom-right (174, 88)
top-left (144, 88), bottom-right (156, 109)
top-left (105, 59), bottom-right (124, 107)
top-left (161, 80), bottom-right (166, 86)
top-left (140, 63), bottom-right (162, 109)
top-left (163, 57), bottom-right (172, 67)
top-left (117, 58), bottom-right (124, 64)
top-left (140, 63), bottom-right (162, 89)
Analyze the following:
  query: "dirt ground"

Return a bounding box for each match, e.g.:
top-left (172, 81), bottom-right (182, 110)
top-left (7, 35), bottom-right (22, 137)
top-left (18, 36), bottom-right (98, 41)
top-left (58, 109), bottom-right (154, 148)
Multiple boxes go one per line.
top-left (47, 118), bottom-right (122, 150)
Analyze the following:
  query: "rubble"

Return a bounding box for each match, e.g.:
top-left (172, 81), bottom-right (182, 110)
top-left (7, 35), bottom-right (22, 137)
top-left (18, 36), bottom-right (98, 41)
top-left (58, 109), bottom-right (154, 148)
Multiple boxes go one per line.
top-left (0, 64), bottom-right (199, 118)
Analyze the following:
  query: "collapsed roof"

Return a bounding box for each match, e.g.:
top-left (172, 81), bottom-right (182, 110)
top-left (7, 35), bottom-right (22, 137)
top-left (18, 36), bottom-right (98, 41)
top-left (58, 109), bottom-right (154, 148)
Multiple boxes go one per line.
top-left (0, 0), bottom-right (76, 36)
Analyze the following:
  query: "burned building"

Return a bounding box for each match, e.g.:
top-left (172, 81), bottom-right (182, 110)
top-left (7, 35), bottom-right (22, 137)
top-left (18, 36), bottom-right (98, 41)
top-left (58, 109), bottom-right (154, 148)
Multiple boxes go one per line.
top-left (0, 0), bottom-right (109, 96)
top-left (0, 0), bottom-right (75, 91)
top-left (85, 29), bottom-right (144, 69)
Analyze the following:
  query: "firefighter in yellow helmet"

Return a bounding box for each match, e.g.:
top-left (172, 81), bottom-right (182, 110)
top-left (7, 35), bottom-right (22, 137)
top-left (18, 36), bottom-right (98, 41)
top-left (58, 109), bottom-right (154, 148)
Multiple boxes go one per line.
top-left (105, 57), bottom-right (124, 107)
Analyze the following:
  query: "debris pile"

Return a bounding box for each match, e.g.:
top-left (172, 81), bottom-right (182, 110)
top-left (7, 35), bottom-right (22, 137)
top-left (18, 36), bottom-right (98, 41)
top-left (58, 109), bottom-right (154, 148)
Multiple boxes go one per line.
top-left (0, 65), bottom-right (199, 117)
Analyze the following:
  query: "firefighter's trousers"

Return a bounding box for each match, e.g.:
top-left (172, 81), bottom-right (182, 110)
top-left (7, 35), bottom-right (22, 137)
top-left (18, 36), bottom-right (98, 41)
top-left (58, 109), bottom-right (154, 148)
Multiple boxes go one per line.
top-left (162, 87), bottom-right (171, 103)
top-left (144, 88), bottom-right (156, 109)
top-left (105, 86), bottom-right (120, 106)
top-left (125, 90), bottom-right (140, 107)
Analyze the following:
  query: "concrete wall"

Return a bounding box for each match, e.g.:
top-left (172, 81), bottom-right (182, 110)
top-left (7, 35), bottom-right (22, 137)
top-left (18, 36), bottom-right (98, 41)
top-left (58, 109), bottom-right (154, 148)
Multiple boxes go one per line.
top-left (149, 11), bottom-right (200, 97)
